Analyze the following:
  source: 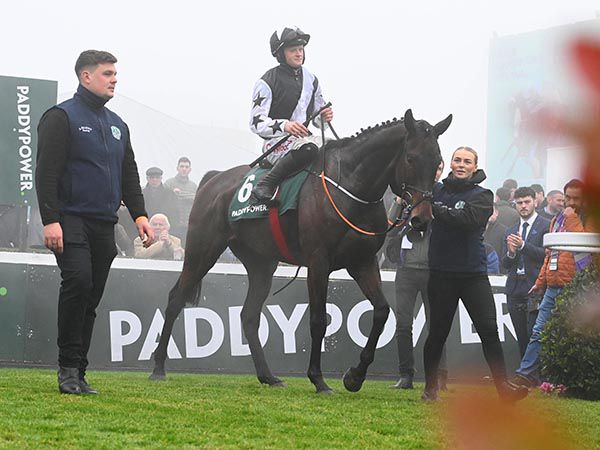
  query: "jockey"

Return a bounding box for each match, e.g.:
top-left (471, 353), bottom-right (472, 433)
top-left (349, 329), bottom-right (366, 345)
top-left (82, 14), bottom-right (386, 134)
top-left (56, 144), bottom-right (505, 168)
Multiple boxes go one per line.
top-left (249, 26), bottom-right (334, 203)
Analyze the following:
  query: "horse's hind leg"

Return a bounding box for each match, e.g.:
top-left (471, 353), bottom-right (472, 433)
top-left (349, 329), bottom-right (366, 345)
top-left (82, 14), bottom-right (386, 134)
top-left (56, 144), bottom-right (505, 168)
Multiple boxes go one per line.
top-left (233, 246), bottom-right (281, 386)
top-left (343, 260), bottom-right (391, 392)
top-left (150, 228), bottom-right (228, 380)
top-left (149, 276), bottom-right (189, 380)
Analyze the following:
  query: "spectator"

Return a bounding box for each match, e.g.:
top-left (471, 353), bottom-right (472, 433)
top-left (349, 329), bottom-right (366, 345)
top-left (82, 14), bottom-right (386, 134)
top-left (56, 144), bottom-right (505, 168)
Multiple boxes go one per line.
top-left (142, 167), bottom-right (178, 221)
top-left (501, 187), bottom-right (550, 358)
top-left (389, 160), bottom-right (448, 391)
top-left (495, 187), bottom-right (519, 228)
top-left (510, 179), bottom-right (592, 388)
top-left (134, 213), bottom-right (184, 260)
top-left (165, 157), bottom-right (198, 244)
top-left (483, 203), bottom-right (507, 267)
top-left (502, 178), bottom-right (518, 201)
top-left (530, 183), bottom-right (546, 210)
top-left (537, 189), bottom-right (564, 221)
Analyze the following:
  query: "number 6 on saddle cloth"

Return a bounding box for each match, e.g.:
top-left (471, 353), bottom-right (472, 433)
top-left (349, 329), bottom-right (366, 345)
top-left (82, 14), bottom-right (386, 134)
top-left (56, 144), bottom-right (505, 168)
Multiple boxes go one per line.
top-left (229, 168), bottom-right (310, 221)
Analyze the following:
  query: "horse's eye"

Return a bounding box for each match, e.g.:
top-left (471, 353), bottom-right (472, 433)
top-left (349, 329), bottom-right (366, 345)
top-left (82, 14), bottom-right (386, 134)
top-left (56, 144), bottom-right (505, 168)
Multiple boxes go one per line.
top-left (406, 156), bottom-right (414, 164)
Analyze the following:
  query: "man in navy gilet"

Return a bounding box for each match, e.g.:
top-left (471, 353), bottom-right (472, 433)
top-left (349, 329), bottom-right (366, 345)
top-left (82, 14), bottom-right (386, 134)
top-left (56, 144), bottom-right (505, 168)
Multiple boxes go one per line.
top-left (36, 50), bottom-right (154, 394)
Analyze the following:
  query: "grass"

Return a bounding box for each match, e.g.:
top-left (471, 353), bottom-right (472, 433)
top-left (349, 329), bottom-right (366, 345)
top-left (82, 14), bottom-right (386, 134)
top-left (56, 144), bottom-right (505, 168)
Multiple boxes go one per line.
top-left (0, 368), bottom-right (598, 449)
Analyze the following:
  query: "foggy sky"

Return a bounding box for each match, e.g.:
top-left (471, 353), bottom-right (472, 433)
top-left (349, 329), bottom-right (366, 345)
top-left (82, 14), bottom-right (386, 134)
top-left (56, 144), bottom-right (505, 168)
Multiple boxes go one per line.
top-left (2, 0), bottom-right (599, 169)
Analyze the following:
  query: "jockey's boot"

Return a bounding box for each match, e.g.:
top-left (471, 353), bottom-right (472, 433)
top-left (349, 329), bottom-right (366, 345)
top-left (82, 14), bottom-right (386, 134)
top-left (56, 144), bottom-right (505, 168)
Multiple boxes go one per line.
top-left (251, 143), bottom-right (318, 205)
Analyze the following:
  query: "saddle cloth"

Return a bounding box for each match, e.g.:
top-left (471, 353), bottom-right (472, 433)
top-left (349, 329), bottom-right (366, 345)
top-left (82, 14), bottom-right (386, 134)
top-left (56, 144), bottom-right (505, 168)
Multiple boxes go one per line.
top-left (229, 167), bottom-right (310, 222)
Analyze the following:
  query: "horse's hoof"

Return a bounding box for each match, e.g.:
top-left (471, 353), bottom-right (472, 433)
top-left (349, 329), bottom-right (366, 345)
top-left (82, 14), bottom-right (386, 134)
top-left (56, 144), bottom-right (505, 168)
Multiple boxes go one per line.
top-left (343, 367), bottom-right (365, 392)
top-left (149, 371), bottom-right (166, 381)
top-left (259, 376), bottom-right (286, 387)
top-left (316, 387), bottom-right (335, 395)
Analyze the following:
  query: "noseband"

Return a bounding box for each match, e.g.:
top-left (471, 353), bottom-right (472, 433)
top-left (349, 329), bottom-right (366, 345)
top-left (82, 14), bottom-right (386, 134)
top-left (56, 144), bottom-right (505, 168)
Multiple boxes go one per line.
top-left (386, 183), bottom-right (433, 231)
top-left (396, 183), bottom-right (433, 216)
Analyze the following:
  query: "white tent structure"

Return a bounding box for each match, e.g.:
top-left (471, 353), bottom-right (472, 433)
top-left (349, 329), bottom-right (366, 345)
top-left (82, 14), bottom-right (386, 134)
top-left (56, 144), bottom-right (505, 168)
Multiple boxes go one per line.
top-left (59, 92), bottom-right (261, 183)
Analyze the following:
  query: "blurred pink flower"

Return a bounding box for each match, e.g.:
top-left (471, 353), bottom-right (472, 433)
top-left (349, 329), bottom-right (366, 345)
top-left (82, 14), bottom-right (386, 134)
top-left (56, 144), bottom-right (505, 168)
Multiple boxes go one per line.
top-left (539, 382), bottom-right (568, 395)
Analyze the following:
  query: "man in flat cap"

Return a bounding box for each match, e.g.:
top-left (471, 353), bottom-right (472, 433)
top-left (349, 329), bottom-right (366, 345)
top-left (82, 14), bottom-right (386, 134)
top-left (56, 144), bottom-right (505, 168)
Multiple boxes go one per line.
top-left (143, 167), bottom-right (178, 227)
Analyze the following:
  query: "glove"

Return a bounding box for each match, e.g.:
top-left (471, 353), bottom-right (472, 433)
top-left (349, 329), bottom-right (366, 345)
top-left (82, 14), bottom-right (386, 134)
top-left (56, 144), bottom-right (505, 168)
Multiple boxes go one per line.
top-left (432, 201), bottom-right (447, 218)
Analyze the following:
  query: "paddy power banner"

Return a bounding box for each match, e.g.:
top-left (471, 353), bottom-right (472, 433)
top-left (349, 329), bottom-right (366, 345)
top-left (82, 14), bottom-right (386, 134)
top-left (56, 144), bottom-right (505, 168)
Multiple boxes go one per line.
top-left (0, 75), bottom-right (57, 207)
top-left (0, 255), bottom-right (521, 379)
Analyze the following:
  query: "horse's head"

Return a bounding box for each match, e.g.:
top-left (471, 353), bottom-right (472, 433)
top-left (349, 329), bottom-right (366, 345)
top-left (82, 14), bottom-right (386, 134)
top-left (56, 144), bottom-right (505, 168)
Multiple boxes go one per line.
top-left (391, 109), bottom-right (452, 231)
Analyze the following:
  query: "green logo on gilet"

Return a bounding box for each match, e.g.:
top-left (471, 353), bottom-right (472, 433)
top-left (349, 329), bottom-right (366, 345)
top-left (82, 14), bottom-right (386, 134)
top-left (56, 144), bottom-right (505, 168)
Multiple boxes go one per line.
top-left (111, 126), bottom-right (121, 140)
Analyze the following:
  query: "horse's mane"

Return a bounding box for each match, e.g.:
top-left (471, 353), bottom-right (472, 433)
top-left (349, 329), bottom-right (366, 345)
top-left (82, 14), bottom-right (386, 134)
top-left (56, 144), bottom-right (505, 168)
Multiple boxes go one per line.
top-left (323, 117), bottom-right (404, 151)
top-left (323, 116), bottom-right (434, 152)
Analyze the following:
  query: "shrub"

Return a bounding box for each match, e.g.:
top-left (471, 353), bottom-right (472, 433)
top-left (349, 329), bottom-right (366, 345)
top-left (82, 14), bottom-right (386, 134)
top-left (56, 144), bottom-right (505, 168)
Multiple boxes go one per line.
top-left (540, 266), bottom-right (600, 400)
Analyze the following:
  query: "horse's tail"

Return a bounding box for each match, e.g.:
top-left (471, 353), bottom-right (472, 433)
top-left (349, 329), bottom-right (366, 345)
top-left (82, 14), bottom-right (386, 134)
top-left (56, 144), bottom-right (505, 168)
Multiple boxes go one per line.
top-left (171, 273), bottom-right (203, 307)
top-left (188, 279), bottom-right (202, 306)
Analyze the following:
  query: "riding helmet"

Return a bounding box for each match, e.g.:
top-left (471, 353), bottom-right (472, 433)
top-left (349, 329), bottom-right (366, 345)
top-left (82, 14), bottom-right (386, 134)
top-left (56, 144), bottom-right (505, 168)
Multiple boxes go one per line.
top-left (270, 27), bottom-right (310, 64)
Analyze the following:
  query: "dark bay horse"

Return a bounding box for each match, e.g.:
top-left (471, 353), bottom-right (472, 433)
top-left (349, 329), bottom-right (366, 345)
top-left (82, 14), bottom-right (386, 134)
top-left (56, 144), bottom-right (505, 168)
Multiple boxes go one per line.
top-left (150, 109), bottom-right (452, 393)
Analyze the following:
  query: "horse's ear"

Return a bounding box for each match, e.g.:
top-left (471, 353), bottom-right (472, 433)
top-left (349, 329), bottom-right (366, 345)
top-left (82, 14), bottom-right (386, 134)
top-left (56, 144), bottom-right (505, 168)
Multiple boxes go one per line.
top-left (433, 114), bottom-right (452, 137)
top-left (404, 109), bottom-right (416, 135)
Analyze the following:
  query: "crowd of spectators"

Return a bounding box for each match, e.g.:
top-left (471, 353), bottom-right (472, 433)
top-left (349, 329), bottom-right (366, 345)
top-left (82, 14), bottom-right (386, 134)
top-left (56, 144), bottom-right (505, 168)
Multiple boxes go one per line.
top-left (114, 156), bottom-right (197, 260)
top-left (0, 154), bottom-right (243, 263)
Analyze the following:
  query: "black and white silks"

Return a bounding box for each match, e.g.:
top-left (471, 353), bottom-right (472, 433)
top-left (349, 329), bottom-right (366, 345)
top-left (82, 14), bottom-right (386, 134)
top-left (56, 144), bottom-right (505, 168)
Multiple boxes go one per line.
top-left (249, 64), bottom-right (327, 162)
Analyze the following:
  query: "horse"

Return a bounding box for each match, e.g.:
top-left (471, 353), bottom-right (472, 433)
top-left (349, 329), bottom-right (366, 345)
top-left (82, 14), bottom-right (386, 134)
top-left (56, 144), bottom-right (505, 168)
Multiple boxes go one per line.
top-left (150, 109), bottom-right (452, 394)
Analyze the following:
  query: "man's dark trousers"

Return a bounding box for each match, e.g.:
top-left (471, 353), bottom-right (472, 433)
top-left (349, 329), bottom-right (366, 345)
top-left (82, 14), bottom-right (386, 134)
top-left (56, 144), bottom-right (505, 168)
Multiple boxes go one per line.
top-left (395, 267), bottom-right (447, 377)
top-left (506, 280), bottom-right (539, 358)
top-left (55, 214), bottom-right (117, 373)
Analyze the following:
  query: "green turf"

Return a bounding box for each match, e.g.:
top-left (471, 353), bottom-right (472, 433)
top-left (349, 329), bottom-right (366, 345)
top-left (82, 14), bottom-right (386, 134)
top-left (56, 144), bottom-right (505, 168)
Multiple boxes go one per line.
top-left (0, 368), bottom-right (598, 449)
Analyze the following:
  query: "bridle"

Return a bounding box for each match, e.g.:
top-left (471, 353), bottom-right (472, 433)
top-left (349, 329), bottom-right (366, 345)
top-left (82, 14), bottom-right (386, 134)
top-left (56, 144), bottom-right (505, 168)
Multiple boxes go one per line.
top-left (390, 183), bottom-right (433, 223)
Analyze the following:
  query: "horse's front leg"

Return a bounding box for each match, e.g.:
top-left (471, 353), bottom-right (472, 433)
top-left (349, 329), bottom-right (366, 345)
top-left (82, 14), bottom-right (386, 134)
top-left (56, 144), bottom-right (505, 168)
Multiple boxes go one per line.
top-left (344, 260), bottom-right (390, 392)
top-left (306, 263), bottom-right (333, 394)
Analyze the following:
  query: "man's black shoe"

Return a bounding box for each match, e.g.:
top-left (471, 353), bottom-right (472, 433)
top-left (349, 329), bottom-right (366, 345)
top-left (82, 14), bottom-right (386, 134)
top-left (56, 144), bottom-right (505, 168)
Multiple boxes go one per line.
top-left (58, 367), bottom-right (81, 395)
top-left (498, 380), bottom-right (529, 403)
top-left (509, 374), bottom-right (534, 389)
top-left (79, 377), bottom-right (98, 395)
top-left (390, 375), bottom-right (414, 389)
